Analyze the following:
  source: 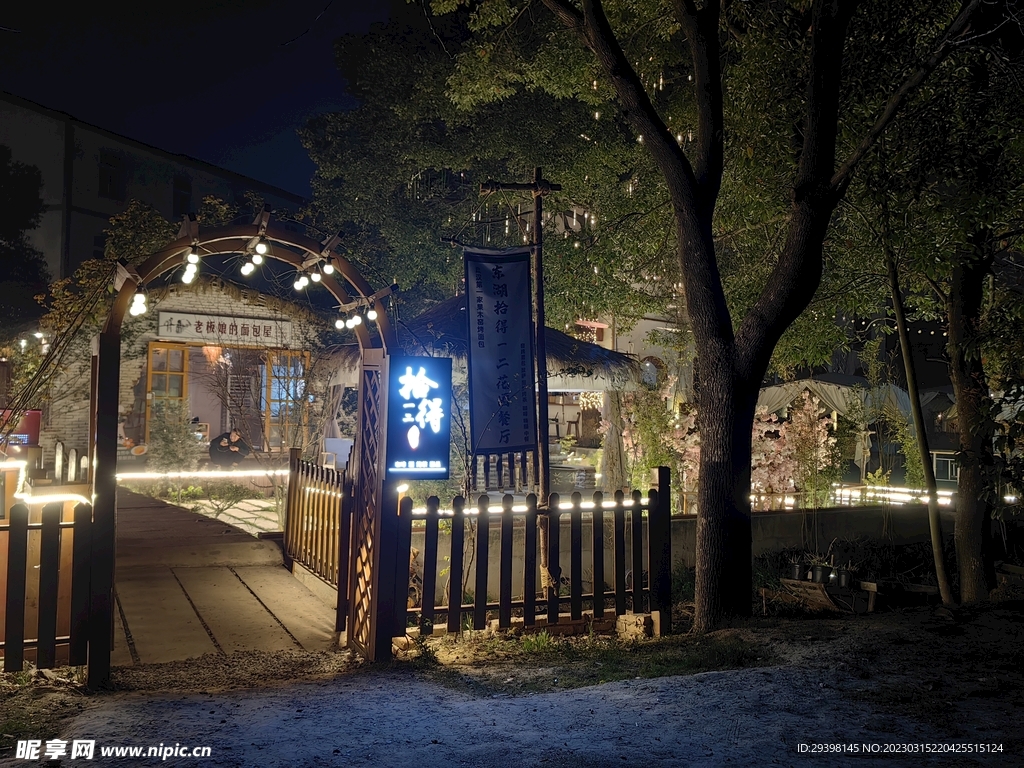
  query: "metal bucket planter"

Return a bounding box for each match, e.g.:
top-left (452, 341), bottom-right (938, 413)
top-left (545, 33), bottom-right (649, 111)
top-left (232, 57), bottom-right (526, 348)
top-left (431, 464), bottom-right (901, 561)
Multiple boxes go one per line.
top-left (811, 564), bottom-right (832, 584)
top-left (788, 562), bottom-right (806, 580)
top-left (836, 569), bottom-right (852, 589)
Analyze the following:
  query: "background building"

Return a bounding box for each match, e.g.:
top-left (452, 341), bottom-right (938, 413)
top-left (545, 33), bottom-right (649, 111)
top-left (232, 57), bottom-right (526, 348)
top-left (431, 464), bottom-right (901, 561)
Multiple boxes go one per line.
top-left (0, 91), bottom-right (305, 282)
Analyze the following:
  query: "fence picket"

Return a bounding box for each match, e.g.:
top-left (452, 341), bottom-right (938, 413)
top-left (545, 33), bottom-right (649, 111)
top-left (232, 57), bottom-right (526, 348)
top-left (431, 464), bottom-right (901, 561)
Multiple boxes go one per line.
top-left (546, 494), bottom-right (561, 624)
top-left (336, 479), bottom-right (352, 632)
top-left (523, 494), bottom-right (537, 627)
top-left (613, 491), bottom-right (626, 616)
top-left (473, 496), bottom-right (490, 630)
top-left (35, 503), bottom-right (62, 668)
top-left (4, 503), bottom-right (28, 672)
top-left (447, 497), bottom-right (466, 633)
top-left (499, 494), bottom-right (513, 629)
top-left (631, 490), bottom-right (644, 612)
top-left (394, 496), bottom-right (414, 638)
top-left (591, 491), bottom-right (605, 618)
top-left (69, 503), bottom-right (92, 665)
top-left (419, 497), bottom-right (440, 635)
top-left (570, 492), bottom-right (583, 621)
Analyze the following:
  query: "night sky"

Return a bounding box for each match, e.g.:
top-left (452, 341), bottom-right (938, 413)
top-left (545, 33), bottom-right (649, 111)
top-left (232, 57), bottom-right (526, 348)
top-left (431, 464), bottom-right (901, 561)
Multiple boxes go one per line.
top-left (1, 0), bottom-right (390, 197)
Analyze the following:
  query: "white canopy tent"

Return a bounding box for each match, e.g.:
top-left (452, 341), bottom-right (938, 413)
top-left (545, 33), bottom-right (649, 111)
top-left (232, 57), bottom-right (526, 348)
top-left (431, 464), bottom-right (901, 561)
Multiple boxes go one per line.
top-left (755, 375), bottom-right (935, 480)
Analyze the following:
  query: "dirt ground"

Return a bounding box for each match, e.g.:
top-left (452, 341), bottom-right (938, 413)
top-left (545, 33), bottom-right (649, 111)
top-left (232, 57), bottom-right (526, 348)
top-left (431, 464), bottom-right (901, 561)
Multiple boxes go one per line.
top-left (1, 595), bottom-right (1021, 767)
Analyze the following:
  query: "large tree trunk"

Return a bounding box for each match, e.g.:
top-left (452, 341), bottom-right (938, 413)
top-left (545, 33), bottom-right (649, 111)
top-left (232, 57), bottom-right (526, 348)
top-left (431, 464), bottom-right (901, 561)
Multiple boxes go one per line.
top-left (946, 248), bottom-right (994, 604)
top-left (693, 358), bottom-right (756, 630)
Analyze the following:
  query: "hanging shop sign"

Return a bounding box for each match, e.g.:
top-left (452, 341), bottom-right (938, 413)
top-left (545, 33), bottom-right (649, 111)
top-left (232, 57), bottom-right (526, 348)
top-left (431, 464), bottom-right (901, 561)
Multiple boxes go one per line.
top-left (156, 312), bottom-right (293, 347)
top-left (385, 355), bottom-right (452, 480)
top-left (464, 247), bottom-right (538, 454)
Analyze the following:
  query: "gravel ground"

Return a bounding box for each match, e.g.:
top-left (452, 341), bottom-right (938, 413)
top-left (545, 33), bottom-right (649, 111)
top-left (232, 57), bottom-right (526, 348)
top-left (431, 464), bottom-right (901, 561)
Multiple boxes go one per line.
top-left (2, 603), bottom-right (1020, 768)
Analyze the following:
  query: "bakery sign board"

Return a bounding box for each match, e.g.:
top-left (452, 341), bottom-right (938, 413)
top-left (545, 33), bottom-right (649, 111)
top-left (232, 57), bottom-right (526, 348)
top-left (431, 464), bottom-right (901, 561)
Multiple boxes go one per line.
top-left (156, 312), bottom-right (294, 347)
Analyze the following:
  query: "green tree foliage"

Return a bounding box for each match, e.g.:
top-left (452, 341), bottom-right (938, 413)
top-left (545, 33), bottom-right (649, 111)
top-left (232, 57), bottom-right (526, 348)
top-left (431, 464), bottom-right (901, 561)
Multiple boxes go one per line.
top-left (423, 0), bottom-right (993, 630)
top-left (300, 1), bottom-right (673, 329)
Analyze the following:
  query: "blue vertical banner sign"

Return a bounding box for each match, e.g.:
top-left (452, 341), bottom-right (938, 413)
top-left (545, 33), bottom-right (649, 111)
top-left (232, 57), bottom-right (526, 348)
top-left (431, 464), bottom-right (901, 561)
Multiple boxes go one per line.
top-left (385, 356), bottom-right (452, 480)
top-left (464, 247), bottom-right (538, 454)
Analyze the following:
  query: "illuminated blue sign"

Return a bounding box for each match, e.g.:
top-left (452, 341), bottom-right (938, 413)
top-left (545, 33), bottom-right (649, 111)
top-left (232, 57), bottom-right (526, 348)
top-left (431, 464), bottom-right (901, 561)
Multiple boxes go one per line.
top-left (386, 356), bottom-right (452, 480)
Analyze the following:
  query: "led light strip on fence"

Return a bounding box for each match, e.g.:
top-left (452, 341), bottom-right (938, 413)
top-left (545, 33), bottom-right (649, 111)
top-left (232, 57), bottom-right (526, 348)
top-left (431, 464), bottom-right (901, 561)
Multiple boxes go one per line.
top-left (116, 469), bottom-right (290, 481)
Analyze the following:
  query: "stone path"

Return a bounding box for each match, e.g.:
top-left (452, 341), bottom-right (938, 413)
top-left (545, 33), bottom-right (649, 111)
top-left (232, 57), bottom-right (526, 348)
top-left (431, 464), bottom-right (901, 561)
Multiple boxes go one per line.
top-left (114, 491), bottom-right (338, 665)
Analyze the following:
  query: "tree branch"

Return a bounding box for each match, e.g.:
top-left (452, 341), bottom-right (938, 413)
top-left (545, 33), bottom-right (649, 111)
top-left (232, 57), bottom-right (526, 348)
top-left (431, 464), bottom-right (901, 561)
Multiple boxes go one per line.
top-left (831, 0), bottom-right (985, 193)
top-left (671, 0), bottom-right (724, 211)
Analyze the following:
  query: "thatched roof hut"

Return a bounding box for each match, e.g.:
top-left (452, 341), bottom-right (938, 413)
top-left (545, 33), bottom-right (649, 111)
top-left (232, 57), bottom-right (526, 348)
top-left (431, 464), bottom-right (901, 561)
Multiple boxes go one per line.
top-left (327, 295), bottom-right (638, 390)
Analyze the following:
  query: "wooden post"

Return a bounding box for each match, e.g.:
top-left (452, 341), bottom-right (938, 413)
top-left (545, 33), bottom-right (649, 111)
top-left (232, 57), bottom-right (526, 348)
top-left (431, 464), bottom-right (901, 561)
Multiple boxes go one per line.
top-left (650, 466), bottom-right (673, 634)
top-left (89, 329), bottom-right (121, 689)
top-left (481, 169), bottom-right (561, 501)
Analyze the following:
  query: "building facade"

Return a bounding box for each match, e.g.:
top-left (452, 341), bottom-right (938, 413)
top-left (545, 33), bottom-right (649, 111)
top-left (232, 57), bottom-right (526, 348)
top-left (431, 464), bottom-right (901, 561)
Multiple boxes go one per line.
top-left (0, 91), bottom-right (304, 282)
top-left (40, 279), bottom-right (335, 467)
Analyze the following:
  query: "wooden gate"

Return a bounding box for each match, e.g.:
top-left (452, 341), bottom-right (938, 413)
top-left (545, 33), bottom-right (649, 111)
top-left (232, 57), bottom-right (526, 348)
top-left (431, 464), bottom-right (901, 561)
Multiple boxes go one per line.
top-left (284, 449), bottom-right (352, 631)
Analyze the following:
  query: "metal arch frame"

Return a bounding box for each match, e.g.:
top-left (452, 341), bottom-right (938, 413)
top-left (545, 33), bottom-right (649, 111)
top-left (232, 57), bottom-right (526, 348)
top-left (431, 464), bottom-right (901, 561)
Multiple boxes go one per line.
top-left (102, 222), bottom-right (398, 350)
top-left (87, 220), bottom-right (396, 687)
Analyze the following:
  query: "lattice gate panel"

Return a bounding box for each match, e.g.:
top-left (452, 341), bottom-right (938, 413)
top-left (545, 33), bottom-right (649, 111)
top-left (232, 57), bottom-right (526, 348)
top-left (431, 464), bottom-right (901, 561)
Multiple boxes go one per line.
top-left (347, 363), bottom-right (383, 659)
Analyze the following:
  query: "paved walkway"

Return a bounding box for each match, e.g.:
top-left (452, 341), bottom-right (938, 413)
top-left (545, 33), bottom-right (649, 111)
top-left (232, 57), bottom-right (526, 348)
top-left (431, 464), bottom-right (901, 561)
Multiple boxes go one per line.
top-left (114, 491), bottom-right (339, 666)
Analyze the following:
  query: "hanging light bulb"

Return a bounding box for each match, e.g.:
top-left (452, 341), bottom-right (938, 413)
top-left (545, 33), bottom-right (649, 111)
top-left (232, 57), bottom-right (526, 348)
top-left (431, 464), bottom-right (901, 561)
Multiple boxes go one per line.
top-left (344, 316), bottom-right (355, 329)
top-left (366, 302), bottom-right (378, 321)
top-left (334, 318), bottom-right (344, 329)
top-left (322, 257), bottom-right (335, 275)
top-left (293, 278), bottom-right (303, 291)
top-left (351, 314), bottom-right (362, 326)
top-left (255, 237), bottom-right (269, 255)
top-left (182, 268), bottom-right (196, 284)
top-left (251, 252), bottom-right (264, 265)
top-left (299, 275), bottom-right (309, 288)
top-left (310, 271), bottom-right (322, 283)
top-left (130, 292), bottom-right (147, 316)
top-left (187, 244), bottom-right (201, 264)
top-left (241, 262), bottom-right (255, 276)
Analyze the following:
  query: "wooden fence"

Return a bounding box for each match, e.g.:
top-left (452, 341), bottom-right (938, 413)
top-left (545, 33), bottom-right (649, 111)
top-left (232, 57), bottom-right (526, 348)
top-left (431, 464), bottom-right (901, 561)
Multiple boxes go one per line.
top-left (1, 501), bottom-right (92, 671)
top-left (395, 466), bottom-right (673, 637)
top-left (283, 449), bottom-right (351, 632)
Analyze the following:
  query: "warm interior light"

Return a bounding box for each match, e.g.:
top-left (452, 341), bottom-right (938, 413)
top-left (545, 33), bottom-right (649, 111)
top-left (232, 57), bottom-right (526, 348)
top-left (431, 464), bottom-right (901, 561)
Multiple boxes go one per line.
top-left (255, 237), bottom-right (269, 255)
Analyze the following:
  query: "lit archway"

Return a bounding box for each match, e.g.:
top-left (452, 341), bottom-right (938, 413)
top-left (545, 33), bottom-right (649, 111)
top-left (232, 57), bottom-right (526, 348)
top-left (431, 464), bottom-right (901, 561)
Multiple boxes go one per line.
top-left (87, 212), bottom-right (397, 685)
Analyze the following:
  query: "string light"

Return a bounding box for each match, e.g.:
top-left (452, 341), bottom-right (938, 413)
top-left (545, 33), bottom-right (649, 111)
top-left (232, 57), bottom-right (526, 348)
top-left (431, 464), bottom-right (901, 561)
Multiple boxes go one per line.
top-left (366, 302), bottom-right (378, 322)
top-left (322, 257), bottom-right (335, 275)
top-left (255, 237), bottom-right (269, 255)
top-left (251, 252), bottom-right (264, 265)
top-left (187, 244), bottom-right (201, 264)
top-left (129, 292), bottom-right (148, 316)
top-left (310, 270), bottom-right (322, 283)
top-left (240, 262), bottom-right (255, 276)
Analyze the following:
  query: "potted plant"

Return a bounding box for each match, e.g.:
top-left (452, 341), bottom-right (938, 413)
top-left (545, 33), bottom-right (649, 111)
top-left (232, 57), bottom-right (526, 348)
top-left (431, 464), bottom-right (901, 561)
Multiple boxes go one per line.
top-left (835, 560), bottom-right (857, 589)
top-left (809, 554), bottom-right (833, 584)
top-left (786, 555), bottom-right (806, 581)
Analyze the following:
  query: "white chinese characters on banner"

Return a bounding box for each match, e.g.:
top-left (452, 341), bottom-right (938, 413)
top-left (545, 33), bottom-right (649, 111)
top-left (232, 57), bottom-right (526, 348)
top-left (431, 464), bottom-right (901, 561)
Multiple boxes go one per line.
top-left (156, 312), bottom-right (293, 346)
top-left (386, 356), bottom-right (452, 479)
top-left (398, 366), bottom-right (445, 451)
